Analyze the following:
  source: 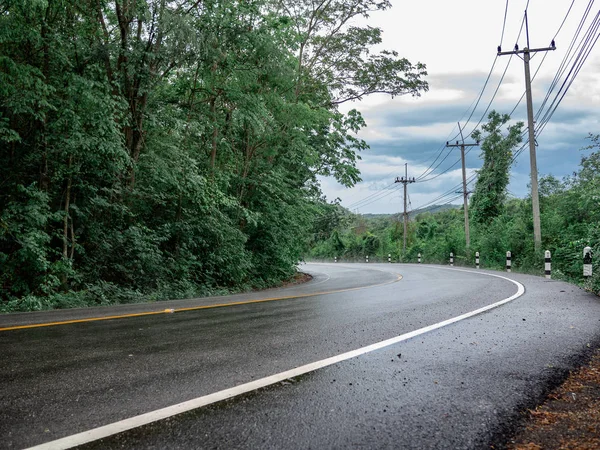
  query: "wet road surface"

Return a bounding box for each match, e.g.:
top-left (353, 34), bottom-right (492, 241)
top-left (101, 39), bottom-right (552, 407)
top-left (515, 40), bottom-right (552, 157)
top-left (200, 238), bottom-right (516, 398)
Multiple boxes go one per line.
top-left (1, 263), bottom-right (599, 449)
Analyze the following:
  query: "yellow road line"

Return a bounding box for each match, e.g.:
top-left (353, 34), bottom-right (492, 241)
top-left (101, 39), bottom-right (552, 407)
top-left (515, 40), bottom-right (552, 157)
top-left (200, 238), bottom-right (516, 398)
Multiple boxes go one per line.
top-left (0, 274), bottom-right (402, 332)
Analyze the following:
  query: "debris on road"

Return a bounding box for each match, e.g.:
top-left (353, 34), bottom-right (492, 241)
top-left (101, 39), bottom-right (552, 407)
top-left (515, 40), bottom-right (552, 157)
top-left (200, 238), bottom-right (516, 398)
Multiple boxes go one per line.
top-left (509, 347), bottom-right (600, 450)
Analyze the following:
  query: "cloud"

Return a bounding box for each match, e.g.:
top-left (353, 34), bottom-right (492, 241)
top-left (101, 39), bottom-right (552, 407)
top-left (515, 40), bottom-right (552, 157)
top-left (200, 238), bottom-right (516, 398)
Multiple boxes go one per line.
top-left (323, 0), bottom-right (600, 215)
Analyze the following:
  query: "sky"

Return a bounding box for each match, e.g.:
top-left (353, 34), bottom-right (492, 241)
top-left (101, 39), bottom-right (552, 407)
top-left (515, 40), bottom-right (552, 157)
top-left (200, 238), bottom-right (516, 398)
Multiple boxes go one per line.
top-left (319, 0), bottom-right (600, 214)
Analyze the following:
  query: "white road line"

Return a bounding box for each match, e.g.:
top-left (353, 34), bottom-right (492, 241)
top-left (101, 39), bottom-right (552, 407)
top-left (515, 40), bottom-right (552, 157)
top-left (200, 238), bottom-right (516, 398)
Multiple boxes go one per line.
top-left (27, 270), bottom-right (525, 450)
top-left (303, 271), bottom-right (331, 287)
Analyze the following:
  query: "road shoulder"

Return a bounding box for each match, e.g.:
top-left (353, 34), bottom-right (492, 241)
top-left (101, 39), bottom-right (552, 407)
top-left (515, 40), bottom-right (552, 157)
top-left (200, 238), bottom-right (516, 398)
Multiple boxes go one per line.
top-left (508, 346), bottom-right (600, 450)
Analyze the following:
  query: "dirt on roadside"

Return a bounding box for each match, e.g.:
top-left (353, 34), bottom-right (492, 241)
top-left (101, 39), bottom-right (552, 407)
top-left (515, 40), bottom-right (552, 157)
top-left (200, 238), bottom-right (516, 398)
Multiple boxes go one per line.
top-left (507, 347), bottom-right (600, 450)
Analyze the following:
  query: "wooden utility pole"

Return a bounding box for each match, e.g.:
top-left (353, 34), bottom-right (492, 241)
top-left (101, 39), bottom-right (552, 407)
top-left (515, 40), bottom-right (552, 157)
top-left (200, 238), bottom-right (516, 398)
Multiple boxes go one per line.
top-left (497, 13), bottom-right (556, 252)
top-left (446, 123), bottom-right (478, 250)
top-left (395, 163), bottom-right (415, 252)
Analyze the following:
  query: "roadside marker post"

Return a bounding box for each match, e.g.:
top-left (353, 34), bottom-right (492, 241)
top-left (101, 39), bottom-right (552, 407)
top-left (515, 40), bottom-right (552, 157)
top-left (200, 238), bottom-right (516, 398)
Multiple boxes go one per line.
top-left (366, 255), bottom-right (369, 264)
top-left (583, 246), bottom-right (593, 278)
top-left (506, 251), bottom-right (512, 273)
top-left (544, 250), bottom-right (551, 279)
top-left (475, 251), bottom-right (480, 269)
top-left (388, 254), bottom-right (391, 263)
top-left (450, 252), bottom-right (454, 267)
top-left (418, 253), bottom-right (421, 264)
top-left (334, 256), bottom-right (337, 263)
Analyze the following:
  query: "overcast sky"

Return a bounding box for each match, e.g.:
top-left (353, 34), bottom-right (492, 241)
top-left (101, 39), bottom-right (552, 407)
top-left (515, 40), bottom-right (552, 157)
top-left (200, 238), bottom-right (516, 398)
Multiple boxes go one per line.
top-left (320, 0), bottom-right (600, 214)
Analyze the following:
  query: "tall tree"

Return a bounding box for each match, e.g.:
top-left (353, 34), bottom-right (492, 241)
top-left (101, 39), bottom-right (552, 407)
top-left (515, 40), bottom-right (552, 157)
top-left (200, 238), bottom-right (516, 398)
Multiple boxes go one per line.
top-left (470, 111), bottom-right (524, 226)
top-left (272, 0), bottom-right (427, 105)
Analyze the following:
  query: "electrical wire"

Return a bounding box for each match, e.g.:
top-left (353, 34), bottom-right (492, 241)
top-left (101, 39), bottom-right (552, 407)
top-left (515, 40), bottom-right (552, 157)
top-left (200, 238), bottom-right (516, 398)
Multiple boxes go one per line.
top-left (535, 0), bottom-right (596, 124)
top-left (512, 2), bottom-right (599, 162)
top-left (413, 0), bottom-right (527, 182)
top-left (416, 143), bottom-right (481, 184)
top-left (413, 0), bottom-right (583, 208)
top-left (499, 0), bottom-right (510, 48)
top-left (460, 53), bottom-right (515, 141)
top-left (553, 0), bottom-right (577, 41)
top-left (347, 183), bottom-right (404, 211)
top-left (415, 5), bottom-right (528, 183)
top-left (536, 11), bottom-right (600, 137)
top-left (507, 50), bottom-right (550, 118)
top-left (343, 0), bottom-right (586, 214)
top-left (346, 181), bottom-right (399, 209)
top-left (416, 153), bottom-right (463, 183)
top-left (411, 173), bottom-right (477, 212)
top-left (440, 193), bottom-right (464, 207)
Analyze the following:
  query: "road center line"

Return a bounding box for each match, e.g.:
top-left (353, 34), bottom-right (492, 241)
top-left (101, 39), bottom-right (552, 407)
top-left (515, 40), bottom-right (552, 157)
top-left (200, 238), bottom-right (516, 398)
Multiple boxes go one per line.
top-left (0, 272), bottom-right (400, 332)
top-left (26, 269), bottom-right (524, 450)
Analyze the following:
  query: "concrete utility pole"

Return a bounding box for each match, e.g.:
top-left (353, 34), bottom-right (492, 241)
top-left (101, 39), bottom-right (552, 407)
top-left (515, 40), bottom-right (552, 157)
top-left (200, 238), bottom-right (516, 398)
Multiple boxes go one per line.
top-left (395, 163), bottom-right (415, 252)
top-left (497, 13), bottom-right (556, 252)
top-left (446, 123), bottom-right (478, 250)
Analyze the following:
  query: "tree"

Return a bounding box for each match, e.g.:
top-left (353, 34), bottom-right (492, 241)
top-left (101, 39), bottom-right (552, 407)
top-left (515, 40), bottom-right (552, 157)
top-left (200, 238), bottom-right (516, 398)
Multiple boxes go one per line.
top-left (272, 0), bottom-right (427, 105)
top-left (1, 0), bottom-right (428, 310)
top-left (470, 111), bottom-right (524, 226)
top-left (271, 0), bottom-right (428, 187)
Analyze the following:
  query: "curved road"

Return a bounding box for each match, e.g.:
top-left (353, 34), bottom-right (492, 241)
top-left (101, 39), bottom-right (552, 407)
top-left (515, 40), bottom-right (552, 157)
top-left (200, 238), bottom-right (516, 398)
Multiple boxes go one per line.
top-left (1, 263), bottom-right (599, 449)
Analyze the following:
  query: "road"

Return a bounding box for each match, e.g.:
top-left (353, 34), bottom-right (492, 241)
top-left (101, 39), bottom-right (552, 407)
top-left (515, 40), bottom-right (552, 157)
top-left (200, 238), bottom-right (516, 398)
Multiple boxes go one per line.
top-left (1, 263), bottom-right (599, 449)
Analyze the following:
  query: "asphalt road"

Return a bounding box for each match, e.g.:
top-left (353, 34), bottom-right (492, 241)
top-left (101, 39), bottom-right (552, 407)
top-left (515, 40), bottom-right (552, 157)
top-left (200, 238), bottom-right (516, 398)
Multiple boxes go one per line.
top-left (1, 263), bottom-right (599, 449)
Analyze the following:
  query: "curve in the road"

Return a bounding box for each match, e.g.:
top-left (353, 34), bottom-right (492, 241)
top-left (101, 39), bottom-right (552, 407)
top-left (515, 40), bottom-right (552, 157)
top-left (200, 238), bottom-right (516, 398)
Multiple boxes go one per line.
top-left (26, 268), bottom-right (524, 450)
top-left (0, 268), bottom-right (402, 332)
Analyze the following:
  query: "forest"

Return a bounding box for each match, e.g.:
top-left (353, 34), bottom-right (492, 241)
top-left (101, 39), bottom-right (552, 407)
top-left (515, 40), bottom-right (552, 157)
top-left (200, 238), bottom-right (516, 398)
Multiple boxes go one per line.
top-left (0, 0), bottom-right (428, 311)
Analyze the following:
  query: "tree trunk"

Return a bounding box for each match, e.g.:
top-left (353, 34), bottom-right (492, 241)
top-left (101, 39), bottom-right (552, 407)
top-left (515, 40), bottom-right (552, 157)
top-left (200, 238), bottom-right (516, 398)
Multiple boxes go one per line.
top-left (210, 97), bottom-right (218, 168)
top-left (69, 193), bottom-right (76, 260)
top-left (62, 156), bottom-right (73, 260)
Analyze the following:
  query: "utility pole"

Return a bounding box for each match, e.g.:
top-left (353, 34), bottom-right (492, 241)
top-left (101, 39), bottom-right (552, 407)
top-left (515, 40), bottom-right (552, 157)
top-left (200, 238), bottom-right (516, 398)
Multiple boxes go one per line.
top-left (395, 163), bottom-right (415, 252)
top-left (446, 123), bottom-right (478, 250)
top-left (497, 13), bottom-right (556, 252)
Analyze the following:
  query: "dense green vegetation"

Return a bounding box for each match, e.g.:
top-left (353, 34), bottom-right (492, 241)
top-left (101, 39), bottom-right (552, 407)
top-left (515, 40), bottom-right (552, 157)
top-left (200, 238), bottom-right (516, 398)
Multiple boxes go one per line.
top-left (0, 0), bottom-right (428, 311)
top-left (309, 131), bottom-right (600, 295)
top-left (2, 2), bottom-right (597, 312)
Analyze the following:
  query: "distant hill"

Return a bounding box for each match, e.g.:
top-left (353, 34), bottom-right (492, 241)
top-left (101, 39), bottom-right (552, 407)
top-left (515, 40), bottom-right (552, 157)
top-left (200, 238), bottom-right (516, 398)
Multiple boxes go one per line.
top-left (361, 203), bottom-right (461, 221)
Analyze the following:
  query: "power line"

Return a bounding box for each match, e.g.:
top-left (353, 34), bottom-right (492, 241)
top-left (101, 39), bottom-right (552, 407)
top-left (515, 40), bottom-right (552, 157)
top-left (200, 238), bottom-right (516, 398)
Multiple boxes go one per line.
top-left (536, 11), bottom-right (600, 137)
top-left (414, 0), bottom-right (583, 212)
top-left (346, 181), bottom-right (398, 209)
top-left (416, 145), bottom-right (478, 183)
top-left (460, 53), bottom-right (515, 141)
top-left (344, 0), bottom-right (587, 217)
top-left (510, 0), bottom-right (585, 151)
top-left (419, 4), bottom-right (528, 182)
top-left (535, 1), bottom-right (596, 124)
top-left (511, 1), bottom-right (599, 162)
top-left (413, 1), bottom-right (527, 182)
top-left (411, 173), bottom-right (478, 212)
top-left (499, 0), bottom-right (510, 48)
top-left (553, 0), bottom-right (577, 41)
top-left (347, 183), bottom-right (403, 211)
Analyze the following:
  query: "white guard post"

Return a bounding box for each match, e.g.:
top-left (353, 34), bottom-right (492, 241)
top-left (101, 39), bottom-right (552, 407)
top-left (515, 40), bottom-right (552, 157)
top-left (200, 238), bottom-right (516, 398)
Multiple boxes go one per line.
top-left (544, 250), bottom-right (551, 279)
top-left (583, 246), bottom-right (592, 277)
top-left (450, 252), bottom-right (454, 267)
top-left (506, 251), bottom-right (512, 273)
top-left (388, 253), bottom-right (391, 263)
top-left (418, 253), bottom-right (421, 264)
top-left (475, 251), bottom-right (480, 269)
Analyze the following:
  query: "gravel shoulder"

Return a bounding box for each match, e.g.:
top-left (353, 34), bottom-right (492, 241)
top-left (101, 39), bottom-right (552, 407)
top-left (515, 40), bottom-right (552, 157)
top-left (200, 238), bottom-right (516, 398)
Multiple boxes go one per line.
top-left (508, 346), bottom-right (600, 450)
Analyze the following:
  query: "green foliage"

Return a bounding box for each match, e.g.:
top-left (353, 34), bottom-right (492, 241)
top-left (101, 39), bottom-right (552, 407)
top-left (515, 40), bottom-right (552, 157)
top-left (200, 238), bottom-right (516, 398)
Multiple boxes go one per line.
top-left (308, 139), bottom-right (600, 295)
top-left (1, 0), bottom-right (428, 311)
top-left (470, 111), bottom-right (524, 225)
